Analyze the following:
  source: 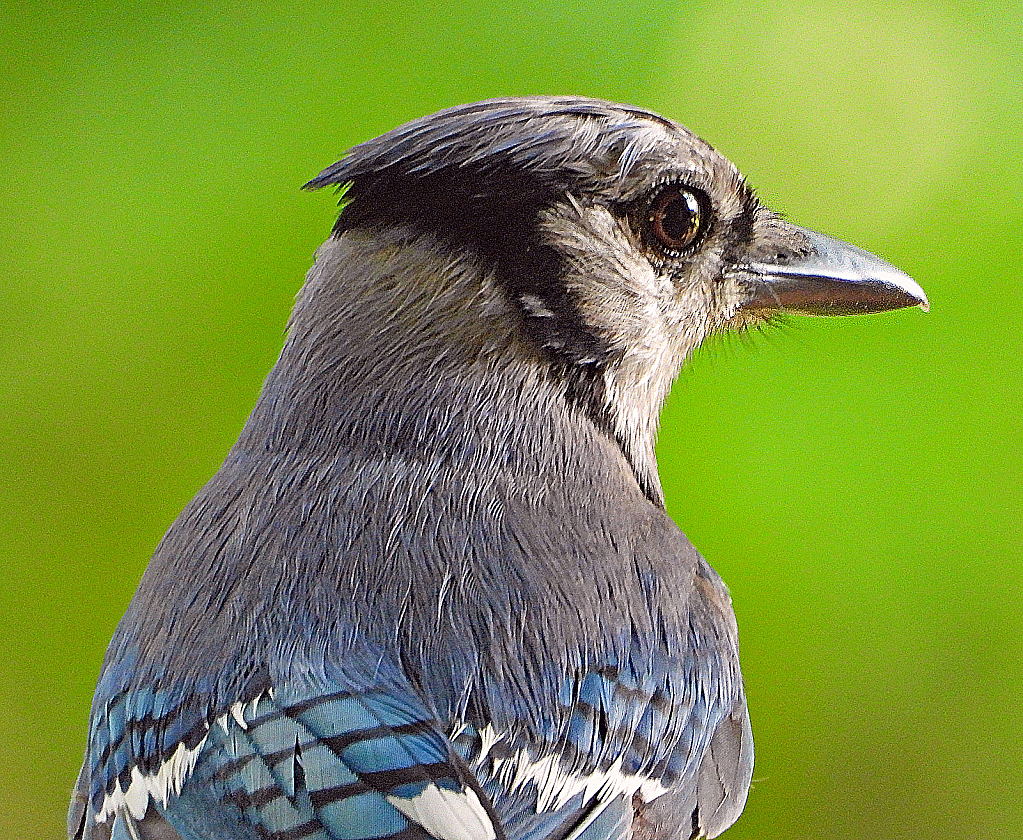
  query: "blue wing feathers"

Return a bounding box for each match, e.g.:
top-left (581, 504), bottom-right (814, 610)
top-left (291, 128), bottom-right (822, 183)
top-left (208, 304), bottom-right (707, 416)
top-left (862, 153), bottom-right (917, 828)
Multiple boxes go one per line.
top-left (81, 586), bottom-right (742, 840)
top-left (83, 678), bottom-right (506, 840)
top-left (80, 657), bottom-right (738, 840)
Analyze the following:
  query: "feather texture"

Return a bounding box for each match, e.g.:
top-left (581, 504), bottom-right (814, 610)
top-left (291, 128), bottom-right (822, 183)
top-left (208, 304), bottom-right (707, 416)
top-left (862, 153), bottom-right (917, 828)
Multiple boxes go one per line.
top-left (65, 96), bottom-right (868, 840)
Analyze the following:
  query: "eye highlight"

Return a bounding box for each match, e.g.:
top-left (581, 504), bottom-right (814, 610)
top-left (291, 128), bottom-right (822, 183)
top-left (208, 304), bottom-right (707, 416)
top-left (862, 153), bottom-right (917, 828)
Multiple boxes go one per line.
top-left (646, 186), bottom-right (707, 254)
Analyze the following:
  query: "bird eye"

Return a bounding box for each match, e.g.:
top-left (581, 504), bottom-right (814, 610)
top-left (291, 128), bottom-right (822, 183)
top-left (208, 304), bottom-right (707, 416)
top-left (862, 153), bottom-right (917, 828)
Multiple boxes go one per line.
top-left (647, 187), bottom-right (706, 253)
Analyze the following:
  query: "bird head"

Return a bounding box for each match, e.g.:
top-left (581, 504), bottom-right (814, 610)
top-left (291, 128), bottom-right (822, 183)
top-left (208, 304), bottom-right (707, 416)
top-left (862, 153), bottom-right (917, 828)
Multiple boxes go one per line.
top-left (291, 97), bottom-right (926, 503)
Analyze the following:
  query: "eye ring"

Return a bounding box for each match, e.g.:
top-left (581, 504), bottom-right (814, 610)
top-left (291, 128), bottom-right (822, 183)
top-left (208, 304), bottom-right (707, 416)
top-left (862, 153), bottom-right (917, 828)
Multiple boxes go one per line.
top-left (646, 186), bottom-right (707, 254)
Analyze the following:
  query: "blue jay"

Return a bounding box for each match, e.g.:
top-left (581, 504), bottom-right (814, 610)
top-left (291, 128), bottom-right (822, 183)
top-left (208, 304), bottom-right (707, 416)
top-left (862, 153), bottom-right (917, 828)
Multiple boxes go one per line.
top-left (70, 97), bottom-right (927, 840)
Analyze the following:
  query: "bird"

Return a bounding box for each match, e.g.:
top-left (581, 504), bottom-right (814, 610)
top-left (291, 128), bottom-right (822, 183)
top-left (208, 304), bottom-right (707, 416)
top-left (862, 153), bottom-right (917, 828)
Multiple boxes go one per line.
top-left (69, 96), bottom-right (927, 840)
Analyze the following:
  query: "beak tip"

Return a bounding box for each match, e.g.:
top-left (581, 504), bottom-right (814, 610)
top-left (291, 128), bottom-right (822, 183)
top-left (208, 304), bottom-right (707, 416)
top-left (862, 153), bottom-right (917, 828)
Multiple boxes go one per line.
top-left (895, 272), bottom-right (929, 313)
top-left (746, 228), bottom-right (929, 317)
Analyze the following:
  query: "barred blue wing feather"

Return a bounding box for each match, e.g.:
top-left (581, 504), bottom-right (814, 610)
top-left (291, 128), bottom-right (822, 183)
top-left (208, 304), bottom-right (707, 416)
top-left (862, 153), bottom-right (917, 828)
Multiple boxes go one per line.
top-left (73, 645), bottom-right (745, 840)
top-left (444, 648), bottom-right (744, 840)
top-left (75, 676), bottom-right (504, 840)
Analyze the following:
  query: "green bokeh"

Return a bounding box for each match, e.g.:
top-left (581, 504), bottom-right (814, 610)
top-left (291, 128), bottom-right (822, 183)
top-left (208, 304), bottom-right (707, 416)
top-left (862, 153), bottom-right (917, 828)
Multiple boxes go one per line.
top-left (3, 2), bottom-right (1020, 838)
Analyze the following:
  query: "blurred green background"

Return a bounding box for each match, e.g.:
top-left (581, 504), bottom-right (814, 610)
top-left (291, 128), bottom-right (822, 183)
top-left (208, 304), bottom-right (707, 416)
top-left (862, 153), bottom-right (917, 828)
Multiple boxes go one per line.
top-left (3, 1), bottom-right (1021, 838)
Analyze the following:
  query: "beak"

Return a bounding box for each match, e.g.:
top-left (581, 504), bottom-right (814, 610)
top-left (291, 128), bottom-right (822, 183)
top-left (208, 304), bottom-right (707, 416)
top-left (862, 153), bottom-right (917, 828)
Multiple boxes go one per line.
top-left (743, 227), bottom-right (929, 315)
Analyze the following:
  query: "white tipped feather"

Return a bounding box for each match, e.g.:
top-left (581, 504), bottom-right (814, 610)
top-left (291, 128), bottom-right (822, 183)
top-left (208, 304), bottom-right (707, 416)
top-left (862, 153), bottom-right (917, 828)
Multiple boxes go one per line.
top-left (489, 746), bottom-right (669, 817)
top-left (387, 784), bottom-right (497, 840)
top-left (230, 702), bottom-right (248, 730)
top-left (95, 736), bottom-right (208, 823)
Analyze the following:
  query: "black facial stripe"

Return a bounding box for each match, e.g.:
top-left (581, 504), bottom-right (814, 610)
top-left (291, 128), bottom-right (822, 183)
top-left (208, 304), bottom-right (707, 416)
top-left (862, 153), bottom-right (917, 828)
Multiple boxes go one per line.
top-left (333, 171), bottom-right (613, 369)
top-left (331, 169), bottom-right (658, 505)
